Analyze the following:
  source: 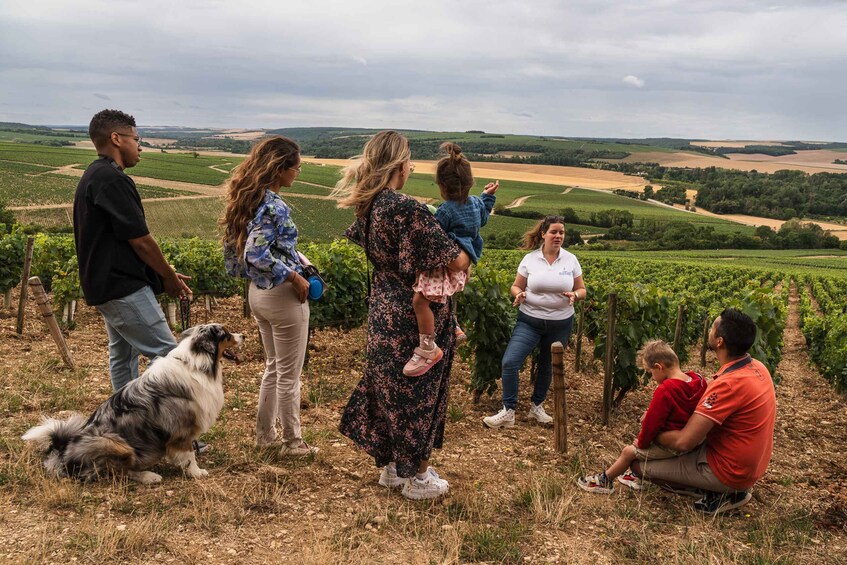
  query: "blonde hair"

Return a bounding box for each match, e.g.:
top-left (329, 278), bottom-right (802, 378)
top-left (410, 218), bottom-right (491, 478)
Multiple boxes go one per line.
top-left (332, 130), bottom-right (411, 217)
top-left (219, 136), bottom-right (300, 261)
top-left (638, 339), bottom-right (680, 369)
top-left (436, 142), bottom-right (473, 204)
top-left (521, 215), bottom-right (565, 250)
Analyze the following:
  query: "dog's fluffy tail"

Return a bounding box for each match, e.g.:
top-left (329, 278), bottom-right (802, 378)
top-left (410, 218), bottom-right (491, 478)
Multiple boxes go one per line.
top-left (22, 414), bottom-right (135, 480)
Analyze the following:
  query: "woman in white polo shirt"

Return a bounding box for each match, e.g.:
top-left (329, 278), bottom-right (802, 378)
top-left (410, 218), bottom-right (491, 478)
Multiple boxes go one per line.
top-left (484, 215), bottom-right (586, 428)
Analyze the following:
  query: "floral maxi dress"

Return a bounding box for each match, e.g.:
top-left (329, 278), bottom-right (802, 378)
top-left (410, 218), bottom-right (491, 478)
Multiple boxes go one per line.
top-left (339, 189), bottom-right (461, 478)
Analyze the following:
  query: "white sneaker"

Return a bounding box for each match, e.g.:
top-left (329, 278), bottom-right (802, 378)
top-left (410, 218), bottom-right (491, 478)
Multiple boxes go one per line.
top-left (401, 470), bottom-right (449, 500)
top-left (483, 406), bottom-right (515, 429)
top-left (378, 463), bottom-right (407, 489)
top-left (528, 403), bottom-right (553, 424)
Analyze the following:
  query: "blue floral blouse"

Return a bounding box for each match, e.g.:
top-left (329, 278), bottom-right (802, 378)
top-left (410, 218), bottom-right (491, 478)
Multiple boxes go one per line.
top-left (224, 189), bottom-right (303, 289)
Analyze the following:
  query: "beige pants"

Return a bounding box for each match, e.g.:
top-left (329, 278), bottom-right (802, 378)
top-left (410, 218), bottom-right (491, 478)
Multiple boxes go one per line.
top-left (250, 280), bottom-right (309, 447)
top-left (640, 443), bottom-right (736, 493)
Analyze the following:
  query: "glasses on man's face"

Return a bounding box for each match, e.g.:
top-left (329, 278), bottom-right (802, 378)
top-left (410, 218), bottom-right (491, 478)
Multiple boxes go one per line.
top-left (114, 132), bottom-right (142, 144)
top-left (291, 165), bottom-right (302, 174)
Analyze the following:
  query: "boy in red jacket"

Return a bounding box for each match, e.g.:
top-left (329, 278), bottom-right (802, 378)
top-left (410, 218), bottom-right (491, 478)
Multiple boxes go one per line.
top-left (577, 339), bottom-right (706, 494)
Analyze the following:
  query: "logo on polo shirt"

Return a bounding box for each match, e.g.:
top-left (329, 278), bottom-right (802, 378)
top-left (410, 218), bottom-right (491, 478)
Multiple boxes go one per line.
top-left (702, 392), bottom-right (719, 410)
top-left (559, 269), bottom-right (572, 276)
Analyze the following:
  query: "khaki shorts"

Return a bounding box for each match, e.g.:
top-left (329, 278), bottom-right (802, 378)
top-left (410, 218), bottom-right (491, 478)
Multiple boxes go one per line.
top-left (639, 444), bottom-right (735, 493)
top-left (633, 442), bottom-right (683, 461)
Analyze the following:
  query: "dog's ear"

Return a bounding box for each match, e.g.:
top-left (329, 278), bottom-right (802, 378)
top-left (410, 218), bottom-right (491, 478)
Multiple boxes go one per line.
top-left (179, 326), bottom-right (198, 342)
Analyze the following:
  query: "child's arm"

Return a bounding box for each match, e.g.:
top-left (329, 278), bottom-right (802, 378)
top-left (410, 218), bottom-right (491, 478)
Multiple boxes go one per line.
top-left (635, 386), bottom-right (673, 449)
top-left (478, 183), bottom-right (498, 227)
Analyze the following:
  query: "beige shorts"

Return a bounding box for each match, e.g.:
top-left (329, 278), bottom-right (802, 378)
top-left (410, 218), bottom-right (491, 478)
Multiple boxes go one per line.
top-left (633, 442), bottom-right (683, 461)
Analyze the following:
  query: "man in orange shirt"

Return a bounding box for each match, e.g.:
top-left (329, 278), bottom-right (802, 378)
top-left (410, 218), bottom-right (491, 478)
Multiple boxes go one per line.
top-left (631, 308), bottom-right (776, 514)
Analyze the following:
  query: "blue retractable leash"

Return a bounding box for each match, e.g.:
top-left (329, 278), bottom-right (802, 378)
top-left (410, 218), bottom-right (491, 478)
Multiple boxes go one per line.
top-left (302, 265), bottom-right (325, 301)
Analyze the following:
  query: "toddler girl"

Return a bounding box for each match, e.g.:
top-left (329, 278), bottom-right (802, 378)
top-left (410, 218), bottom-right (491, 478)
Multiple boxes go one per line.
top-left (403, 142), bottom-right (498, 376)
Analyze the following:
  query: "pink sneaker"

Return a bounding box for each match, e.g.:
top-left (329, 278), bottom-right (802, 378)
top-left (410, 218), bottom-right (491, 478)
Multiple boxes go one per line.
top-left (455, 326), bottom-right (467, 344)
top-left (403, 346), bottom-right (444, 377)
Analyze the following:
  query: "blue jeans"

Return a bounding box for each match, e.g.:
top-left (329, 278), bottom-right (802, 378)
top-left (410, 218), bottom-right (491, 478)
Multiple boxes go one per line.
top-left (95, 286), bottom-right (177, 391)
top-left (501, 311), bottom-right (574, 410)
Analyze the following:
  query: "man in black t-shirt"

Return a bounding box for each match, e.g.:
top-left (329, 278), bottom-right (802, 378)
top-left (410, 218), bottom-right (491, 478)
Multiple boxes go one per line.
top-left (73, 109), bottom-right (193, 393)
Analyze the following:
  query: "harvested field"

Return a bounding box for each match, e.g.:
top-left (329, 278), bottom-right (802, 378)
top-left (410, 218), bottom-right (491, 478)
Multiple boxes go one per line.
top-left (616, 151), bottom-right (847, 175)
top-left (304, 158), bottom-right (648, 190)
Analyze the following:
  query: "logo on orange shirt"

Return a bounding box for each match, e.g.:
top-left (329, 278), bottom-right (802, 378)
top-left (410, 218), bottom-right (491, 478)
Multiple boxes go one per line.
top-left (702, 392), bottom-right (719, 410)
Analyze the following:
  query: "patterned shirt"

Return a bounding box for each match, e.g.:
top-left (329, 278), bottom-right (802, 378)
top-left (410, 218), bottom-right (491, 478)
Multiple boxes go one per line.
top-left (224, 189), bottom-right (303, 289)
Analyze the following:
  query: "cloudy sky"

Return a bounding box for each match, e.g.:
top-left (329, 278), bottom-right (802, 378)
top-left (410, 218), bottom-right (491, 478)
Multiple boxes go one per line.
top-left (1, 0), bottom-right (845, 140)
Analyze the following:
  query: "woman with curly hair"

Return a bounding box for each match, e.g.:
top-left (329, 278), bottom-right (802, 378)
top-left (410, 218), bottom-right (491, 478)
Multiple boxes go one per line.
top-left (333, 131), bottom-right (470, 500)
top-left (220, 136), bottom-right (318, 457)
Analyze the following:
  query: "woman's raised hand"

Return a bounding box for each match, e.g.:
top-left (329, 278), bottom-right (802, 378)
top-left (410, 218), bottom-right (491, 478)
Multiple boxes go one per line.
top-left (483, 181), bottom-right (499, 195)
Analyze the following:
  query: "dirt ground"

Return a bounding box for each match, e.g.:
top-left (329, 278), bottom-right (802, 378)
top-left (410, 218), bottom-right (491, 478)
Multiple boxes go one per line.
top-left (0, 281), bottom-right (845, 563)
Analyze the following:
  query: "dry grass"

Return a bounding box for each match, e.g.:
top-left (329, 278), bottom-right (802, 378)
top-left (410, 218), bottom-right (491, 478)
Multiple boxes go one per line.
top-left (0, 287), bottom-right (845, 564)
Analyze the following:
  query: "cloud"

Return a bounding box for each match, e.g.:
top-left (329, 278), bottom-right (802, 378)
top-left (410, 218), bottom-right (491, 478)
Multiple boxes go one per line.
top-left (0, 1), bottom-right (844, 139)
top-left (93, 93), bottom-right (110, 100)
top-left (622, 75), bottom-right (645, 88)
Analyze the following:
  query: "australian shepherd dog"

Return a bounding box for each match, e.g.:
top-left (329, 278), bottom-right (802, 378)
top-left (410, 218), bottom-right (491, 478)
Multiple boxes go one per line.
top-left (22, 323), bottom-right (243, 484)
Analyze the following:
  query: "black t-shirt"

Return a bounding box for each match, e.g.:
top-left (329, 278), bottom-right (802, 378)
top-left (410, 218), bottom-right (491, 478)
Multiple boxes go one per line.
top-left (73, 156), bottom-right (163, 306)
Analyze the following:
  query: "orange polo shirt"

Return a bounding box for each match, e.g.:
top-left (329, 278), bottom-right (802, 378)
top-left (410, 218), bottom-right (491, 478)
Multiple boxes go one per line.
top-left (695, 355), bottom-right (776, 490)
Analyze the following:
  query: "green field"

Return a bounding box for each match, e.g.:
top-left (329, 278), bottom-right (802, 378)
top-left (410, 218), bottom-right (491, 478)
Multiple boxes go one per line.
top-left (0, 142), bottom-right (96, 166)
top-left (0, 129), bottom-right (88, 144)
top-left (142, 196), bottom-right (354, 242)
top-left (80, 152), bottom-right (240, 186)
top-left (586, 248), bottom-right (847, 277)
top-left (0, 162), bottom-right (195, 207)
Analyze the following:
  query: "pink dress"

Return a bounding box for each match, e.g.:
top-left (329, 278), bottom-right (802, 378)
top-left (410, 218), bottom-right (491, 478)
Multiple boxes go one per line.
top-left (413, 268), bottom-right (468, 304)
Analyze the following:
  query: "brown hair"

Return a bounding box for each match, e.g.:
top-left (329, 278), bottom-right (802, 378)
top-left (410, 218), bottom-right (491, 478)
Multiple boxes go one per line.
top-left (521, 215), bottom-right (565, 250)
top-left (435, 142), bottom-right (474, 204)
top-left (332, 131), bottom-right (411, 217)
top-left (219, 136), bottom-right (300, 262)
top-left (638, 339), bottom-right (680, 369)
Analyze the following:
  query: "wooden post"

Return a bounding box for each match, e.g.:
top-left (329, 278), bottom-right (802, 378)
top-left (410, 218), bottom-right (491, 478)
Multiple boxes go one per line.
top-left (700, 315), bottom-right (710, 367)
top-left (242, 279), bottom-right (251, 318)
top-left (552, 341), bottom-right (567, 454)
top-left (16, 236), bottom-right (34, 335)
top-left (574, 304), bottom-right (585, 372)
top-left (602, 293), bottom-right (617, 426)
top-left (672, 304), bottom-right (685, 354)
top-left (28, 276), bottom-right (75, 369)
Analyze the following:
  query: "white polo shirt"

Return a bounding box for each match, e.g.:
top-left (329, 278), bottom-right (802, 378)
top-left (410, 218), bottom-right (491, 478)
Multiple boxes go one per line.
top-left (517, 247), bottom-right (583, 320)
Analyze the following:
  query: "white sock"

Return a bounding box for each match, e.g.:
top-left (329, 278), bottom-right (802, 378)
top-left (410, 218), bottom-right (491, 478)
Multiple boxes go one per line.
top-left (416, 471), bottom-right (428, 480)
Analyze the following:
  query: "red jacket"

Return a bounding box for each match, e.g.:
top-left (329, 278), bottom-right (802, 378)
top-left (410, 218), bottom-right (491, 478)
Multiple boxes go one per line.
top-left (636, 372), bottom-right (706, 449)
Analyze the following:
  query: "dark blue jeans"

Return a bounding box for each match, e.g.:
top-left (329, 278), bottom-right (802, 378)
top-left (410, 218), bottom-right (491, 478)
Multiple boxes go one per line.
top-left (501, 311), bottom-right (574, 410)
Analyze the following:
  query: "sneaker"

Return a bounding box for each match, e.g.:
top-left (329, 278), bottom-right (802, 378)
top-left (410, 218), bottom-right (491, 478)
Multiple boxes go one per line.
top-left (528, 403), bottom-right (553, 424)
top-left (192, 440), bottom-right (210, 456)
top-left (483, 406), bottom-right (515, 429)
top-left (403, 346), bottom-right (444, 377)
top-left (577, 472), bottom-right (614, 494)
top-left (617, 470), bottom-right (642, 490)
top-left (658, 483), bottom-right (705, 499)
top-left (280, 441), bottom-right (319, 457)
top-left (380, 465), bottom-right (442, 489)
top-left (401, 471), bottom-right (449, 500)
top-left (693, 490), bottom-right (752, 515)
top-left (455, 326), bottom-right (467, 344)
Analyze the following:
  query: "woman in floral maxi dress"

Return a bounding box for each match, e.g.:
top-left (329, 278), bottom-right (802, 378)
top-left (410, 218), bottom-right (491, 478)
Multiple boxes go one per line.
top-left (334, 131), bottom-right (470, 500)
